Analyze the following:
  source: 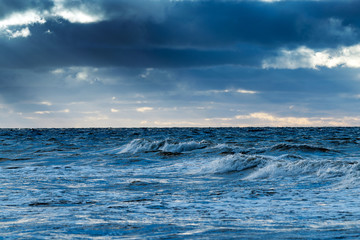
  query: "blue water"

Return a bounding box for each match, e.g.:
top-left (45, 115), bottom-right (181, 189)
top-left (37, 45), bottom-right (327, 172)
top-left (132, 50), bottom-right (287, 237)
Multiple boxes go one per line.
top-left (1, 128), bottom-right (360, 239)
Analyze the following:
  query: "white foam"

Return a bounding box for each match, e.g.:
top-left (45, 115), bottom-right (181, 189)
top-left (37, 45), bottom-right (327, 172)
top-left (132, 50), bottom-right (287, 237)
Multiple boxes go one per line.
top-left (159, 140), bottom-right (208, 153)
top-left (194, 152), bottom-right (360, 189)
top-left (244, 158), bottom-right (360, 187)
top-left (199, 153), bottom-right (269, 174)
top-left (117, 139), bottom-right (209, 154)
top-left (118, 138), bottom-right (163, 153)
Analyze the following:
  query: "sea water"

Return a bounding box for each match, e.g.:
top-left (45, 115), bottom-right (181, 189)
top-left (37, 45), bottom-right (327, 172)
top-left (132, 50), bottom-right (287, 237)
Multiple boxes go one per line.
top-left (1, 128), bottom-right (360, 239)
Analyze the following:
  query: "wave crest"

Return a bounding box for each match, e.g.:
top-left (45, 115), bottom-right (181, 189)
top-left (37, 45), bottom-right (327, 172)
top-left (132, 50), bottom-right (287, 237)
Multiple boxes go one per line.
top-left (118, 139), bottom-right (209, 154)
top-left (200, 154), bottom-right (269, 174)
top-left (199, 153), bottom-right (360, 188)
top-left (244, 158), bottom-right (360, 189)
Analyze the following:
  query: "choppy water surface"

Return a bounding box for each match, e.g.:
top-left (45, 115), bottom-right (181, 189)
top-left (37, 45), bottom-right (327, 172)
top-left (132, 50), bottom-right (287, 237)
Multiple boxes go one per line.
top-left (1, 128), bottom-right (360, 239)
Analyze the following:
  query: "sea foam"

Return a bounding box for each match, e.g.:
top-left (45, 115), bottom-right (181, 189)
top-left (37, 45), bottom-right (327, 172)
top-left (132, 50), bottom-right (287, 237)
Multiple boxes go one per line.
top-left (118, 138), bottom-right (210, 154)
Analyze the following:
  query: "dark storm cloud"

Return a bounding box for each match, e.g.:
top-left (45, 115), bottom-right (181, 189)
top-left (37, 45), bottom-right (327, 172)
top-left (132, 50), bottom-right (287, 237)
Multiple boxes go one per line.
top-left (92, 0), bottom-right (360, 48)
top-left (0, 30), bottom-right (265, 68)
top-left (97, 0), bottom-right (360, 48)
top-left (1, 0), bottom-right (360, 69)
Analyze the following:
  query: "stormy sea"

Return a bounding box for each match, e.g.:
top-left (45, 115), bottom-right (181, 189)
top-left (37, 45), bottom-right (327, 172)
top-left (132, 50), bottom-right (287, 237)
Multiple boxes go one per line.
top-left (1, 127), bottom-right (360, 239)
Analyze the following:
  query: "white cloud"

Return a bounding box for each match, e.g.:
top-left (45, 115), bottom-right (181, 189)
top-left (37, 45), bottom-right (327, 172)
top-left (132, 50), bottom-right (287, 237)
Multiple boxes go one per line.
top-left (6, 27), bottom-right (31, 38)
top-left (233, 112), bottom-right (357, 127)
top-left (204, 89), bottom-right (230, 94)
top-left (136, 107), bottom-right (153, 112)
top-left (111, 108), bottom-right (119, 113)
top-left (198, 88), bottom-right (258, 95)
top-left (51, 68), bottom-right (64, 74)
top-left (153, 120), bottom-right (202, 127)
top-left (205, 112), bottom-right (360, 127)
top-left (205, 117), bottom-right (233, 121)
top-left (236, 89), bottom-right (258, 94)
top-left (76, 71), bottom-right (88, 81)
top-left (52, 0), bottom-right (104, 24)
top-left (235, 112), bottom-right (317, 126)
top-left (0, 10), bottom-right (45, 29)
top-left (62, 67), bottom-right (101, 85)
top-left (38, 101), bottom-right (52, 106)
top-left (0, 10), bottom-right (45, 38)
top-left (34, 109), bottom-right (69, 115)
top-left (35, 111), bottom-right (51, 115)
top-left (0, 1), bottom-right (105, 38)
top-left (263, 44), bottom-right (360, 69)
top-left (54, 8), bottom-right (103, 24)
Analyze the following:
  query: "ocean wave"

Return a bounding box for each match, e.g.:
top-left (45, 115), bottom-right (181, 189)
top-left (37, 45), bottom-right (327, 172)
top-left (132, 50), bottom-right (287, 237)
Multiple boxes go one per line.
top-left (160, 140), bottom-right (208, 153)
top-left (118, 138), bottom-right (210, 154)
top-left (118, 139), bottom-right (164, 154)
top-left (199, 153), bottom-right (360, 188)
top-left (199, 153), bottom-right (269, 174)
top-left (244, 158), bottom-right (360, 188)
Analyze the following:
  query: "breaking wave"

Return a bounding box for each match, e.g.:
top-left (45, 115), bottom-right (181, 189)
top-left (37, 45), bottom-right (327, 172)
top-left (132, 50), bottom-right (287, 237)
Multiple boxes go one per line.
top-left (199, 154), bottom-right (268, 174)
top-left (118, 138), bottom-right (210, 154)
top-left (199, 153), bottom-right (360, 188)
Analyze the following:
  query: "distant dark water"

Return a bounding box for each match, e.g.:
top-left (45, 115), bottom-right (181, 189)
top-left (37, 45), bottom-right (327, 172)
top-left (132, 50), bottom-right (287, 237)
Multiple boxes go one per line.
top-left (1, 128), bottom-right (360, 239)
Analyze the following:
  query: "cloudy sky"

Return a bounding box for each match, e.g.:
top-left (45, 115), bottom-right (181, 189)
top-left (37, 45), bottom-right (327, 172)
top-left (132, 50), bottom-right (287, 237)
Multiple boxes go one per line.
top-left (1, 0), bottom-right (360, 127)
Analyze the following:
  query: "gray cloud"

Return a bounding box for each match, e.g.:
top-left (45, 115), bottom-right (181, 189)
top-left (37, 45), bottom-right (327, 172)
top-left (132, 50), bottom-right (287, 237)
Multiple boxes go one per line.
top-left (1, 0), bottom-right (360, 127)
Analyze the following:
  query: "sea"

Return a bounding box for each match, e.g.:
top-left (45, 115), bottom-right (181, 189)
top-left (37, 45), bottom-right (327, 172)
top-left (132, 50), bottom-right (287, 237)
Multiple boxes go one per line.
top-left (1, 127), bottom-right (360, 239)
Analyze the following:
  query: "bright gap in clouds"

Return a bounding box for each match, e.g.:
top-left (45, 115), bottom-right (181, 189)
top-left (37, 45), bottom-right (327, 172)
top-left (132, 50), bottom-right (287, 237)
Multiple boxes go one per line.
top-left (263, 44), bottom-right (360, 69)
top-left (136, 107), bottom-right (154, 113)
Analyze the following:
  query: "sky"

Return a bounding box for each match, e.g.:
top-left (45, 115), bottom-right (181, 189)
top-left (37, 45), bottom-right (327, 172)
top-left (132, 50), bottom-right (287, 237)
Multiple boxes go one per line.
top-left (1, 0), bottom-right (360, 127)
